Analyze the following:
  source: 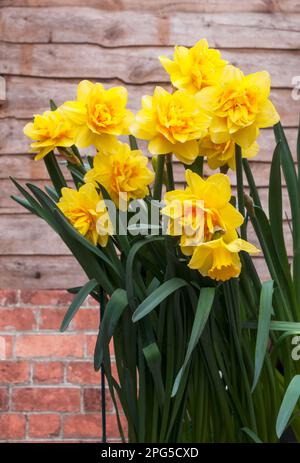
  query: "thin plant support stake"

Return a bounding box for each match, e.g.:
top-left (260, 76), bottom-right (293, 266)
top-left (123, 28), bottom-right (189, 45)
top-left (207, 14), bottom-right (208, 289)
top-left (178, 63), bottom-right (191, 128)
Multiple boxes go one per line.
top-left (100, 288), bottom-right (107, 443)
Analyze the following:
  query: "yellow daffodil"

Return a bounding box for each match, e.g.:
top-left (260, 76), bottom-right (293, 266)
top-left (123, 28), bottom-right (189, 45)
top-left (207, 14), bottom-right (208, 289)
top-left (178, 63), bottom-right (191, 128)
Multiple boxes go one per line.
top-left (131, 86), bottom-right (211, 164)
top-left (159, 39), bottom-right (227, 93)
top-left (161, 170), bottom-right (243, 252)
top-left (198, 135), bottom-right (259, 170)
top-left (60, 80), bottom-right (134, 150)
top-left (84, 142), bottom-right (154, 209)
top-left (57, 183), bottom-right (113, 247)
top-left (197, 65), bottom-right (280, 149)
top-left (188, 229), bottom-right (260, 281)
top-left (23, 109), bottom-right (75, 161)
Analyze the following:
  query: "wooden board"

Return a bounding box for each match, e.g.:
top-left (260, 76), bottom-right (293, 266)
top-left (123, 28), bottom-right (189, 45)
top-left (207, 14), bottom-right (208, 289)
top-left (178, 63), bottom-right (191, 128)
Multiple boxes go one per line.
top-left (2, 8), bottom-right (300, 49)
top-left (0, 255), bottom-right (86, 288)
top-left (1, 1), bottom-right (300, 14)
top-left (0, 76), bottom-right (298, 125)
top-left (1, 43), bottom-right (299, 87)
top-left (0, 213), bottom-right (293, 256)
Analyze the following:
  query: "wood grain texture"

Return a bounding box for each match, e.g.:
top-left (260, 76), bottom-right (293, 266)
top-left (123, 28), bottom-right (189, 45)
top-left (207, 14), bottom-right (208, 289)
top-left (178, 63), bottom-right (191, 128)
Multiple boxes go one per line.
top-left (1, 43), bottom-right (298, 87)
top-left (2, 8), bottom-right (300, 49)
top-left (1, 1), bottom-right (300, 14)
top-left (0, 76), bottom-right (298, 125)
top-left (0, 255), bottom-right (85, 289)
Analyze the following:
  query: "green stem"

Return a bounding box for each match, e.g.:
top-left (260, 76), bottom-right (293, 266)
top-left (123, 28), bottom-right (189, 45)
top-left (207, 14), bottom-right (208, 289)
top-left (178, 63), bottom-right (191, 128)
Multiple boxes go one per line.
top-left (153, 154), bottom-right (166, 200)
top-left (242, 159), bottom-right (262, 208)
top-left (185, 156), bottom-right (204, 177)
top-left (165, 154), bottom-right (175, 191)
top-left (235, 144), bottom-right (247, 240)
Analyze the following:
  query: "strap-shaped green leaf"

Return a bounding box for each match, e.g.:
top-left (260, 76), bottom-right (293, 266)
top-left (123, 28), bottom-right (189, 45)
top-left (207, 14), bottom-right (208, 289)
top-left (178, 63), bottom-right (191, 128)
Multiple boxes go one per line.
top-left (241, 427), bottom-right (262, 443)
top-left (276, 375), bottom-right (300, 438)
top-left (132, 277), bottom-right (188, 322)
top-left (60, 279), bottom-right (98, 332)
top-left (252, 280), bottom-right (274, 392)
top-left (143, 342), bottom-right (165, 406)
top-left (94, 289), bottom-right (128, 371)
top-left (245, 320), bottom-right (300, 332)
top-left (43, 151), bottom-right (67, 196)
top-left (172, 287), bottom-right (215, 397)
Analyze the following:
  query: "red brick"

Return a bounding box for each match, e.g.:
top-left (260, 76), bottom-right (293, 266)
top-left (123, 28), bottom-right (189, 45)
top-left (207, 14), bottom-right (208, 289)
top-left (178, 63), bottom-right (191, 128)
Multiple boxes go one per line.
top-left (28, 414), bottom-right (61, 438)
top-left (0, 335), bottom-right (14, 360)
top-left (39, 308), bottom-right (66, 330)
top-left (12, 387), bottom-right (80, 412)
top-left (33, 362), bottom-right (64, 384)
top-left (83, 388), bottom-right (114, 413)
top-left (86, 295), bottom-right (99, 307)
top-left (0, 308), bottom-right (36, 331)
top-left (86, 335), bottom-right (114, 357)
top-left (0, 290), bottom-right (18, 306)
top-left (67, 361), bottom-right (99, 385)
top-left (0, 361), bottom-right (29, 384)
top-left (72, 310), bottom-right (99, 331)
top-left (20, 290), bottom-right (73, 306)
top-left (15, 334), bottom-right (85, 358)
top-left (0, 388), bottom-right (8, 411)
top-left (0, 414), bottom-right (25, 439)
top-left (63, 413), bottom-right (126, 438)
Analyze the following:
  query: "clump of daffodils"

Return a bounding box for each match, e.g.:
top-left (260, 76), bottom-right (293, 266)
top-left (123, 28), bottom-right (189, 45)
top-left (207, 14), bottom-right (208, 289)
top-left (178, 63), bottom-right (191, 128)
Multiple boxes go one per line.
top-left (23, 39), bottom-right (280, 281)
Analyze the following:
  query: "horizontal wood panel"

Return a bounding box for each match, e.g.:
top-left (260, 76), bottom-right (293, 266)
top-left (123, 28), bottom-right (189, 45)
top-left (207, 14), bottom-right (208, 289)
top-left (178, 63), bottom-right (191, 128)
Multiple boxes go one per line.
top-left (0, 214), bottom-right (293, 256)
top-left (1, 1), bottom-right (299, 14)
top-left (2, 175), bottom-right (293, 221)
top-left (0, 254), bottom-right (270, 288)
top-left (0, 255), bottom-right (86, 288)
top-left (1, 43), bottom-right (298, 87)
top-left (2, 8), bottom-right (300, 49)
top-left (1, 76), bottom-right (298, 126)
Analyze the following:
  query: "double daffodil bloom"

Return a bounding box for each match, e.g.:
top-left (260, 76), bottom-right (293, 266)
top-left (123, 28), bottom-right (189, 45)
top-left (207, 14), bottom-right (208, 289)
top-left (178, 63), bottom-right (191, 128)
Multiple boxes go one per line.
top-left (161, 170), bottom-right (243, 253)
top-left (198, 135), bottom-right (259, 170)
top-left (197, 65), bottom-right (280, 149)
top-left (159, 39), bottom-right (227, 93)
top-left (84, 142), bottom-right (154, 209)
top-left (57, 183), bottom-right (113, 247)
top-left (23, 109), bottom-right (75, 161)
top-left (60, 80), bottom-right (134, 150)
top-left (131, 86), bottom-right (211, 164)
top-left (188, 229), bottom-right (260, 281)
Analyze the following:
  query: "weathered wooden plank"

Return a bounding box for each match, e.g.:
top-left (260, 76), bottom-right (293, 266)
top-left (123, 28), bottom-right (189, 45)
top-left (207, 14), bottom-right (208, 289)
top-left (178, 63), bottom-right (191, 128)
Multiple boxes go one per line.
top-left (0, 76), bottom-right (297, 126)
top-left (0, 214), bottom-right (293, 256)
top-left (0, 214), bottom-right (69, 255)
top-left (0, 43), bottom-right (298, 87)
top-left (2, 8), bottom-right (300, 49)
top-left (0, 255), bottom-right (85, 289)
top-left (1, 1), bottom-right (300, 14)
top-left (0, 254), bottom-right (269, 288)
top-left (1, 173), bottom-right (294, 221)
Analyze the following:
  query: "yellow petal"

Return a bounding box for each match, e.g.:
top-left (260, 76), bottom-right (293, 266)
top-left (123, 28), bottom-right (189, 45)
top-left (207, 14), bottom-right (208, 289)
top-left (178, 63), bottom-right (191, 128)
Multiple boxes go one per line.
top-left (255, 99), bottom-right (280, 128)
top-left (204, 173), bottom-right (231, 208)
top-left (77, 80), bottom-right (94, 103)
top-left (172, 140), bottom-right (199, 164)
top-left (185, 169), bottom-right (205, 195)
top-left (220, 203), bottom-right (244, 229)
top-left (226, 238), bottom-right (260, 254)
top-left (231, 125), bottom-right (259, 149)
top-left (148, 135), bottom-right (173, 155)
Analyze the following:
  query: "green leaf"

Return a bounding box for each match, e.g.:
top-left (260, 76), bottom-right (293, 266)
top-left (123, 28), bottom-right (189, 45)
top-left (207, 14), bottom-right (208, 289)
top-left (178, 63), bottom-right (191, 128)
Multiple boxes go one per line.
top-left (245, 320), bottom-right (300, 332)
top-left (94, 289), bottom-right (128, 371)
top-left (252, 280), bottom-right (274, 392)
top-left (142, 342), bottom-right (165, 406)
top-left (10, 195), bottom-right (36, 215)
top-left (274, 122), bottom-right (300, 305)
top-left (129, 134), bottom-right (138, 150)
top-left (60, 279), bottom-right (98, 332)
top-left (50, 99), bottom-right (57, 111)
top-left (126, 236), bottom-right (164, 309)
top-left (269, 143), bottom-right (290, 274)
top-left (172, 287), bottom-right (215, 397)
top-left (242, 158), bottom-right (262, 208)
top-left (241, 427), bottom-right (263, 443)
top-left (43, 151), bottom-right (67, 196)
top-left (276, 375), bottom-right (300, 438)
top-left (132, 277), bottom-right (188, 322)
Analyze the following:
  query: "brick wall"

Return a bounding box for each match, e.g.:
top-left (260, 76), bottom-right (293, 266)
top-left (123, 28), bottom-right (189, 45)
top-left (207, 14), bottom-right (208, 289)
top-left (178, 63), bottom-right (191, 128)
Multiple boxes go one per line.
top-left (0, 290), bottom-right (124, 442)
